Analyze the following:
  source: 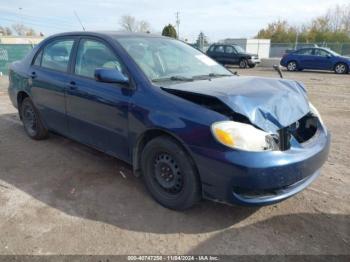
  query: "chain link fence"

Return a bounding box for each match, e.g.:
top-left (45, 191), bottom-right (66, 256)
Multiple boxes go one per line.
top-left (0, 44), bottom-right (34, 75)
top-left (1, 42), bottom-right (350, 75)
top-left (269, 42), bottom-right (350, 58)
top-left (193, 42), bottom-right (350, 59)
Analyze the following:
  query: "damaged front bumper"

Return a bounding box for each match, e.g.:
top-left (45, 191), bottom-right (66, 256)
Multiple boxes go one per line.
top-left (189, 122), bottom-right (331, 206)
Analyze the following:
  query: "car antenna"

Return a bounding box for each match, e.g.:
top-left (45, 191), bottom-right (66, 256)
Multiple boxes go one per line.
top-left (273, 64), bottom-right (283, 79)
top-left (74, 10), bottom-right (86, 31)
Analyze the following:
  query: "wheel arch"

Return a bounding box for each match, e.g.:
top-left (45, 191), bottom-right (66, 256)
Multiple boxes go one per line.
top-left (132, 128), bottom-right (200, 181)
top-left (17, 91), bottom-right (30, 119)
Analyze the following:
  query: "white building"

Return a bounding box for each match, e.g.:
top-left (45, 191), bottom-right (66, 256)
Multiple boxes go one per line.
top-left (220, 38), bottom-right (271, 58)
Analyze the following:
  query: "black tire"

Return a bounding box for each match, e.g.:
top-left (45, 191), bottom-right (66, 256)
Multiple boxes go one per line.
top-left (248, 64), bottom-right (256, 68)
top-left (141, 136), bottom-right (201, 210)
top-left (20, 97), bottom-right (49, 140)
top-left (239, 59), bottom-right (248, 68)
top-left (334, 63), bottom-right (348, 74)
top-left (287, 61), bottom-right (298, 71)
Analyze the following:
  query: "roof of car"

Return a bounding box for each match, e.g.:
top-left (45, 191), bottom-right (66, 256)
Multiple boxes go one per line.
top-left (48, 31), bottom-right (164, 39)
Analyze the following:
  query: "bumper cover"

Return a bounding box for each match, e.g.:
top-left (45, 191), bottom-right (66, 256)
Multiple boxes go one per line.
top-left (190, 125), bottom-right (331, 206)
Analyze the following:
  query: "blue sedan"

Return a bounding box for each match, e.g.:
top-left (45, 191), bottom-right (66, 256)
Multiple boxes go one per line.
top-left (8, 32), bottom-right (330, 210)
top-left (280, 47), bottom-right (350, 74)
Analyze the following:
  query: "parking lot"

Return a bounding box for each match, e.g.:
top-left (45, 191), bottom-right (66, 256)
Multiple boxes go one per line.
top-left (0, 68), bottom-right (349, 255)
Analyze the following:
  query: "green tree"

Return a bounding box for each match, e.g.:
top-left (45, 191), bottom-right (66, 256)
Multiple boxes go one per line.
top-left (256, 4), bottom-right (350, 43)
top-left (119, 15), bottom-right (151, 33)
top-left (11, 23), bottom-right (37, 36)
top-left (162, 24), bottom-right (177, 39)
top-left (0, 26), bottom-right (12, 36)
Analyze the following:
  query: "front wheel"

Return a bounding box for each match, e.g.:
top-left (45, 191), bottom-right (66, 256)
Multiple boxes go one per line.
top-left (287, 61), bottom-right (298, 71)
top-left (334, 63), bottom-right (348, 74)
top-left (239, 59), bottom-right (248, 68)
top-left (141, 136), bottom-right (201, 210)
top-left (20, 97), bottom-right (48, 140)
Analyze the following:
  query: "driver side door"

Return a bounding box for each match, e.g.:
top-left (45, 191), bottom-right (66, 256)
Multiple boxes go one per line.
top-left (66, 37), bottom-right (132, 162)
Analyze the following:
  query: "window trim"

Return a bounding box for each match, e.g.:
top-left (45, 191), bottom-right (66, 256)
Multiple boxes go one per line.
top-left (31, 36), bottom-right (78, 75)
top-left (33, 50), bottom-right (43, 66)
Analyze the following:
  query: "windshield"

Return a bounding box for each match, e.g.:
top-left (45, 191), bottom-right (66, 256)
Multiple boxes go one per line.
top-left (233, 45), bottom-right (245, 53)
top-left (115, 36), bottom-right (232, 82)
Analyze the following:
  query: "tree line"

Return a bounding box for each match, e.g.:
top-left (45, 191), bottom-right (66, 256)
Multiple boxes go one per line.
top-left (256, 4), bottom-right (350, 43)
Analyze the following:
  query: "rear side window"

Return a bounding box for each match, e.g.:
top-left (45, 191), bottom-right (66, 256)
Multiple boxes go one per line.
top-left (41, 39), bottom-right (74, 72)
top-left (214, 45), bottom-right (224, 53)
top-left (75, 39), bottom-right (123, 79)
top-left (295, 49), bottom-right (312, 55)
top-left (33, 51), bottom-right (42, 66)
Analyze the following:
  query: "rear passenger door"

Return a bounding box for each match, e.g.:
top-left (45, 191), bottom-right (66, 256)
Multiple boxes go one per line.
top-left (295, 48), bottom-right (314, 69)
top-left (29, 37), bottom-right (75, 136)
top-left (66, 37), bottom-right (132, 161)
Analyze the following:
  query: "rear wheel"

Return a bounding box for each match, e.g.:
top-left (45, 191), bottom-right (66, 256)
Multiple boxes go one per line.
top-left (239, 59), bottom-right (248, 68)
top-left (20, 97), bottom-right (48, 140)
top-left (141, 136), bottom-right (201, 210)
top-left (248, 64), bottom-right (256, 68)
top-left (287, 61), bottom-right (298, 71)
top-left (334, 63), bottom-right (348, 74)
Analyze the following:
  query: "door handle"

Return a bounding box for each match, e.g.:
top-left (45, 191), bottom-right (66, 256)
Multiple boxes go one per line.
top-left (30, 71), bottom-right (37, 79)
top-left (67, 81), bottom-right (77, 90)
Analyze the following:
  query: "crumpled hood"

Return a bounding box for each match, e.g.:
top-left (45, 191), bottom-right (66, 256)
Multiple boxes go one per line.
top-left (162, 76), bottom-right (310, 132)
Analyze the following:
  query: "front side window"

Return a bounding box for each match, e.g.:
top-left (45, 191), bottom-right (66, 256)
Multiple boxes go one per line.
top-left (314, 49), bottom-right (330, 57)
top-left (225, 46), bottom-right (236, 54)
top-left (41, 39), bottom-right (74, 72)
top-left (233, 45), bottom-right (245, 53)
top-left (75, 39), bottom-right (123, 78)
top-left (116, 37), bottom-right (231, 82)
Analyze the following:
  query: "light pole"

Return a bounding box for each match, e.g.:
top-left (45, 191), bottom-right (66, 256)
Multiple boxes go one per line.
top-left (175, 11), bottom-right (180, 39)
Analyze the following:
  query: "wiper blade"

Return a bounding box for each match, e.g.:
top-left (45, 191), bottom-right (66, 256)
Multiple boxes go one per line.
top-left (152, 75), bottom-right (194, 82)
top-left (193, 73), bottom-right (233, 79)
top-left (208, 73), bottom-right (233, 77)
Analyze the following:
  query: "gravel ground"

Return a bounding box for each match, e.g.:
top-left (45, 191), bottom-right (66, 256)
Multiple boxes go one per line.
top-left (0, 68), bottom-right (349, 255)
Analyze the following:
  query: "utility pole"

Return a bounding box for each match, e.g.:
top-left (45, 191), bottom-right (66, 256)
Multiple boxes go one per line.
top-left (295, 31), bottom-right (299, 50)
top-left (18, 7), bottom-right (23, 25)
top-left (175, 11), bottom-right (180, 39)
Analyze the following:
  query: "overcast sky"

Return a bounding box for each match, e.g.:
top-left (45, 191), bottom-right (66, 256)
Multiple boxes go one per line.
top-left (0, 0), bottom-right (349, 41)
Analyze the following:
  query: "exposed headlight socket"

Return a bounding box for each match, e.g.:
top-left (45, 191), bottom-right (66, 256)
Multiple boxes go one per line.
top-left (278, 128), bottom-right (291, 151)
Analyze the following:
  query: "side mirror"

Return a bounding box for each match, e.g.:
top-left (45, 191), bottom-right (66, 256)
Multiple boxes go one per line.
top-left (326, 54), bottom-right (332, 58)
top-left (94, 68), bottom-right (129, 84)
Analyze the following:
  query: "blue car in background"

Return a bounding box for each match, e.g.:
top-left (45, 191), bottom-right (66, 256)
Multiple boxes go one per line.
top-left (8, 32), bottom-right (330, 210)
top-left (280, 47), bottom-right (350, 74)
